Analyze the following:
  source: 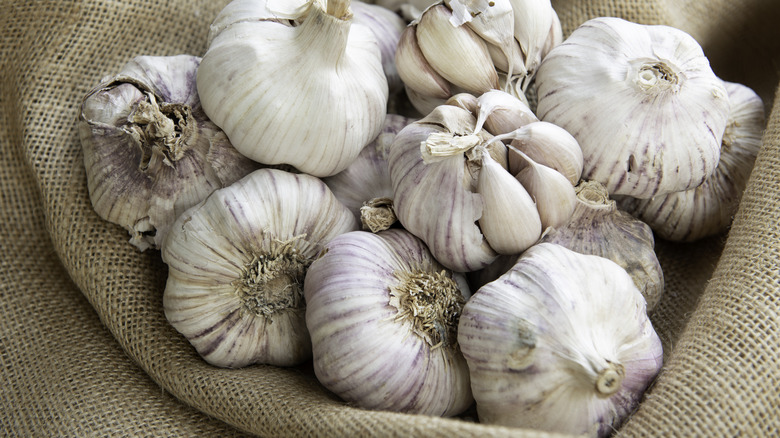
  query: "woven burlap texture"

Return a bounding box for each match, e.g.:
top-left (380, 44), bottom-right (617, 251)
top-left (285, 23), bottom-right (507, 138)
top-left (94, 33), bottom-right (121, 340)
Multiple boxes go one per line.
top-left (1, 0), bottom-right (778, 436)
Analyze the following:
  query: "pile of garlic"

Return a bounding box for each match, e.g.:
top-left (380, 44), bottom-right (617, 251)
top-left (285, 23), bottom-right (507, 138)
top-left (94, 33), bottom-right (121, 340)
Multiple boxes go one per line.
top-left (78, 1), bottom-right (766, 437)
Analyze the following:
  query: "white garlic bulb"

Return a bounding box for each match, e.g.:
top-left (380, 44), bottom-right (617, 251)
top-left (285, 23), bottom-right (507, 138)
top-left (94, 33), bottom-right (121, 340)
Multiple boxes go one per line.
top-left (351, 0), bottom-right (407, 95)
top-left (78, 54), bottom-right (260, 251)
top-left (304, 229), bottom-right (473, 416)
top-left (323, 114), bottom-right (416, 232)
top-left (197, 0), bottom-right (389, 177)
top-left (615, 81), bottom-right (766, 242)
top-left (542, 180), bottom-right (664, 311)
top-left (535, 17), bottom-right (731, 199)
top-left (162, 168), bottom-right (359, 368)
top-left (458, 242), bottom-right (663, 437)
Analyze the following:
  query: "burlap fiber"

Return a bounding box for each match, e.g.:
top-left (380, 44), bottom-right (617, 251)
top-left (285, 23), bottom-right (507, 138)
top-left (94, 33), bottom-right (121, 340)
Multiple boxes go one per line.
top-left (1, 0), bottom-right (778, 436)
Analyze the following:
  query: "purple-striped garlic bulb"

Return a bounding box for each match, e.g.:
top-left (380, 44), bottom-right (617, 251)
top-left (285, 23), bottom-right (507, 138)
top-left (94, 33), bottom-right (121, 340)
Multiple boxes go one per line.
top-left (615, 80), bottom-right (766, 242)
top-left (304, 228), bottom-right (473, 416)
top-left (161, 168), bottom-right (358, 368)
top-left (535, 17), bottom-right (731, 199)
top-left (459, 242), bottom-right (663, 437)
top-left (78, 54), bottom-right (259, 251)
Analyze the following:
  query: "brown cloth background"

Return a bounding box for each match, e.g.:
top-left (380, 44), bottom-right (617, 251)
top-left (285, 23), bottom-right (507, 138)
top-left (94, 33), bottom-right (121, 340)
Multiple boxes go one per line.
top-left (1, 0), bottom-right (779, 436)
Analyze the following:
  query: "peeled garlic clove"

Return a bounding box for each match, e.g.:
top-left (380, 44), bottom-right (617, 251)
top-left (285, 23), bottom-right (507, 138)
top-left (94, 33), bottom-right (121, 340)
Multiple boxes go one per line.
top-left (477, 149), bottom-right (542, 254)
top-left (162, 168), bottom-right (359, 368)
top-left (542, 180), bottom-right (664, 311)
top-left (197, 0), bottom-right (389, 177)
top-left (513, 150), bottom-right (576, 230)
top-left (78, 54), bottom-right (260, 251)
top-left (323, 114), bottom-right (416, 231)
top-left (536, 17), bottom-right (730, 198)
top-left (415, 3), bottom-right (499, 94)
top-left (305, 229), bottom-right (473, 416)
top-left (395, 24), bottom-right (452, 100)
top-left (615, 81), bottom-right (765, 242)
top-left (497, 121), bottom-right (584, 185)
top-left (352, 0), bottom-right (407, 95)
top-left (390, 105), bottom-right (498, 271)
top-left (473, 89), bottom-right (538, 135)
top-left (458, 242), bottom-right (663, 436)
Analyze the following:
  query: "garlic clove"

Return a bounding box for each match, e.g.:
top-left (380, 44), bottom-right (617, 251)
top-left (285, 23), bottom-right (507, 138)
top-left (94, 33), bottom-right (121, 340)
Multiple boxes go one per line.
top-left (197, 0), bottom-right (389, 177)
top-left (535, 17), bottom-right (730, 198)
top-left (445, 0), bottom-right (522, 83)
top-left (445, 92), bottom-right (479, 114)
top-left (495, 121), bottom-right (584, 186)
top-left (473, 89), bottom-right (538, 135)
top-left (162, 168), bottom-right (359, 368)
top-left (458, 242), bottom-right (663, 437)
top-left (542, 180), bottom-right (664, 311)
top-left (513, 150), bottom-right (576, 230)
top-left (78, 54), bottom-right (260, 251)
top-left (395, 24), bottom-right (452, 100)
top-left (476, 149), bottom-right (543, 254)
top-left (415, 3), bottom-right (499, 94)
top-left (304, 228), bottom-right (473, 416)
top-left (323, 113), bottom-right (416, 231)
top-left (507, 0), bottom-right (554, 88)
top-left (615, 80), bottom-right (765, 242)
top-left (539, 7), bottom-right (563, 60)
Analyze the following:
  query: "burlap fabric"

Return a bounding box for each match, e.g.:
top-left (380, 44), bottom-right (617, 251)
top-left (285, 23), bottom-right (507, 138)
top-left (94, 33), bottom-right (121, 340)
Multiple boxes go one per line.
top-left (2, 0), bottom-right (778, 436)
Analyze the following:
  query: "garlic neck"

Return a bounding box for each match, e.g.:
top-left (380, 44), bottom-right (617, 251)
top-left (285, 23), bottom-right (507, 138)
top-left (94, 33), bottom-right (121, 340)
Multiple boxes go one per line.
top-left (360, 197), bottom-right (397, 233)
top-left (297, 0), bottom-right (352, 68)
top-left (575, 180), bottom-right (616, 213)
top-left (631, 59), bottom-right (681, 94)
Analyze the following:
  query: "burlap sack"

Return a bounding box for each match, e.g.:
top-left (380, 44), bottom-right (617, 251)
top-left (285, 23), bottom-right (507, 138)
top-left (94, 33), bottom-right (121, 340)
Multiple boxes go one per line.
top-left (2, 0), bottom-right (778, 436)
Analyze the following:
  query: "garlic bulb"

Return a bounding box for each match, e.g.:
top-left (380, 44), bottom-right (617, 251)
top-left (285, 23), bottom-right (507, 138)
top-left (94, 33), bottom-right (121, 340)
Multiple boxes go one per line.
top-left (389, 104), bottom-right (548, 272)
top-left (351, 1), bottom-right (407, 95)
top-left (197, 0), bottom-right (389, 177)
top-left (304, 229), bottom-right (473, 416)
top-left (395, 0), bottom-right (558, 114)
top-left (323, 114), bottom-right (416, 232)
top-left (542, 180), bottom-right (664, 311)
top-left (535, 17), bottom-right (731, 199)
top-left (615, 81), bottom-right (766, 242)
top-left (162, 168), bottom-right (359, 368)
top-left (458, 242), bottom-right (663, 437)
top-left (78, 54), bottom-right (259, 251)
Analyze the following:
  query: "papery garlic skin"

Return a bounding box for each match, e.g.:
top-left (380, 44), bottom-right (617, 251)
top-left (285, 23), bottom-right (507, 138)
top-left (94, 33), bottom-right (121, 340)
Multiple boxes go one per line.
top-left (458, 243), bottom-right (663, 437)
top-left (616, 81), bottom-right (765, 242)
top-left (352, 1), bottom-right (406, 94)
top-left (197, 0), bottom-right (389, 177)
top-left (323, 114), bottom-right (415, 231)
top-left (305, 229), bottom-right (473, 416)
top-left (79, 54), bottom-right (259, 251)
top-left (162, 169), bottom-right (359, 368)
top-left (543, 180), bottom-right (664, 311)
top-left (536, 17), bottom-right (730, 199)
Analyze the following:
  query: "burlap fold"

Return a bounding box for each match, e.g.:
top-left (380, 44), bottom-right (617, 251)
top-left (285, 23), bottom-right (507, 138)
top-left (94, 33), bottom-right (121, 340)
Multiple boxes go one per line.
top-left (2, 0), bottom-right (778, 436)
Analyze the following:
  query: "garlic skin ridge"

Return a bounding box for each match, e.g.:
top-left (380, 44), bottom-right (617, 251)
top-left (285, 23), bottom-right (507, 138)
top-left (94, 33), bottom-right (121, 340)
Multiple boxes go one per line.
top-left (79, 54), bottom-right (260, 251)
top-left (542, 180), bottom-right (664, 311)
top-left (304, 229), bottom-right (473, 416)
top-left (162, 168), bottom-right (359, 368)
top-left (615, 80), bottom-right (766, 242)
top-left (197, 0), bottom-right (389, 177)
top-left (458, 242), bottom-right (663, 437)
top-left (535, 17), bottom-right (730, 199)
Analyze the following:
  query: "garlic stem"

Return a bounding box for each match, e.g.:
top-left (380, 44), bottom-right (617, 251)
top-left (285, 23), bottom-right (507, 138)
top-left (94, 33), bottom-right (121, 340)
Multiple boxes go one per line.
top-left (326, 0), bottom-right (351, 18)
top-left (130, 92), bottom-right (193, 168)
top-left (595, 362), bottom-right (626, 398)
top-left (360, 197), bottom-right (397, 232)
top-left (421, 132), bottom-right (482, 163)
top-left (575, 180), bottom-right (616, 212)
top-left (300, 0), bottom-right (351, 68)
